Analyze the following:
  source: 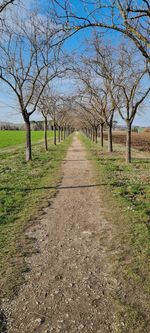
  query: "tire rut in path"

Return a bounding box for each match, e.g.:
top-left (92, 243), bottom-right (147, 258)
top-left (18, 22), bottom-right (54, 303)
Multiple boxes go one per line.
top-left (4, 134), bottom-right (119, 333)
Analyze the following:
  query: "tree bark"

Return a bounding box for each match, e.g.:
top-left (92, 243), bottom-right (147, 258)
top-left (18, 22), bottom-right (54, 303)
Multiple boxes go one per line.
top-left (64, 126), bottom-right (66, 140)
top-left (61, 127), bottom-right (63, 140)
top-left (100, 123), bottom-right (104, 147)
top-left (95, 127), bottom-right (98, 143)
top-left (92, 127), bottom-right (95, 142)
top-left (126, 122), bottom-right (132, 163)
top-left (90, 129), bottom-right (92, 140)
top-left (58, 126), bottom-right (61, 143)
top-left (108, 124), bottom-right (113, 152)
top-left (54, 126), bottom-right (57, 145)
top-left (44, 116), bottom-right (48, 151)
top-left (25, 119), bottom-right (32, 161)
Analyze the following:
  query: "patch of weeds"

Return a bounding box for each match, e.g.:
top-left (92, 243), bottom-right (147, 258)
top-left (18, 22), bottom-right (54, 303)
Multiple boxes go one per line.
top-left (114, 302), bottom-right (149, 333)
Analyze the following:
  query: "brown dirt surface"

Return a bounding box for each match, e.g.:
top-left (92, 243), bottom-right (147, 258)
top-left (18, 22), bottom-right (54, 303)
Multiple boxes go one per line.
top-left (1, 134), bottom-right (140, 332)
top-left (104, 131), bottom-right (150, 152)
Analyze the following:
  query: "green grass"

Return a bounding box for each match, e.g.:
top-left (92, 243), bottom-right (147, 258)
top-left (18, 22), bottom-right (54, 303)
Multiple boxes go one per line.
top-left (80, 133), bottom-right (150, 333)
top-left (0, 130), bottom-right (53, 148)
top-left (0, 134), bottom-right (73, 297)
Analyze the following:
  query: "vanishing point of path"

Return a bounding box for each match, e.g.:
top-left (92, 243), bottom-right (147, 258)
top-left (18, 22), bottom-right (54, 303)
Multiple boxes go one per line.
top-left (5, 134), bottom-right (119, 333)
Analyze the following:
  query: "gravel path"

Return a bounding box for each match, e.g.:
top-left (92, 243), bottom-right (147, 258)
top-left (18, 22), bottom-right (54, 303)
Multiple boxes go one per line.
top-left (4, 133), bottom-right (119, 333)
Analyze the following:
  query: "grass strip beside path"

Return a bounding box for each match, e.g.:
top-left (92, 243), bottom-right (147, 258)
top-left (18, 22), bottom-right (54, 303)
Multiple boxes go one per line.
top-left (0, 135), bottom-right (73, 299)
top-left (80, 133), bottom-right (150, 333)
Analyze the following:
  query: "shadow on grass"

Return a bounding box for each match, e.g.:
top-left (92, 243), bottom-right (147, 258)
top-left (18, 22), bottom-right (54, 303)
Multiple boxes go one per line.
top-left (59, 159), bottom-right (98, 162)
top-left (1, 181), bottom-right (149, 193)
top-left (0, 183), bottom-right (109, 192)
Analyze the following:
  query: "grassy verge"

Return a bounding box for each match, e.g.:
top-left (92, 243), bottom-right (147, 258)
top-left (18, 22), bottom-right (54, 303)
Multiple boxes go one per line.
top-left (80, 133), bottom-right (150, 333)
top-left (0, 135), bottom-right (73, 299)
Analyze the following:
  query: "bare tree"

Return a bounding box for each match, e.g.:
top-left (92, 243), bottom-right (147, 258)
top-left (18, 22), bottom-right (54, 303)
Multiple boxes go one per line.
top-left (83, 38), bottom-right (120, 152)
top-left (37, 90), bottom-right (52, 151)
top-left (72, 86), bottom-right (104, 145)
top-left (116, 47), bottom-right (150, 162)
top-left (55, 102), bottom-right (68, 143)
top-left (72, 57), bottom-right (117, 152)
top-left (57, 97), bottom-right (74, 139)
top-left (53, 0), bottom-right (150, 62)
top-left (82, 37), bottom-right (150, 161)
top-left (39, 89), bottom-right (66, 146)
top-left (38, 87), bottom-right (60, 146)
top-left (0, 12), bottom-right (63, 160)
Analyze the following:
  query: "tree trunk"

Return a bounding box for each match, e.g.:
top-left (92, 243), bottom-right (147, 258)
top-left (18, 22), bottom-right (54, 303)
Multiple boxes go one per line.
top-left (92, 128), bottom-right (95, 142)
top-left (25, 119), bottom-right (32, 161)
top-left (44, 117), bottom-right (48, 151)
top-left (95, 127), bottom-right (98, 143)
top-left (100, 123), bottom-right (104, 147)
top-left (54, 126), bottom-right (57, 145)
top-left (58, 126), bottom-right (61, 143)
top-left (108, 124), bottom-right (113, 152)
top-left (126, 122), bottom-right (132, 163)
top-left (90, 129), bottom-right (92, 140)
top-left (61, 127), bottom-right (63, 140)
top-left (64, 126), bottom-right (66, 140)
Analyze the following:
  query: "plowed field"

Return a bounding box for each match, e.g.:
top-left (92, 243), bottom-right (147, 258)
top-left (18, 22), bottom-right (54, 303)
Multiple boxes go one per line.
top-left (105, 131), bottom-right (150, 152)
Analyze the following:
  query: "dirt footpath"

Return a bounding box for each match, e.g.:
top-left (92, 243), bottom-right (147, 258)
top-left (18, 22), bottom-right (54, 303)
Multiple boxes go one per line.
top-left (4, 134), bottom-right (120, 333)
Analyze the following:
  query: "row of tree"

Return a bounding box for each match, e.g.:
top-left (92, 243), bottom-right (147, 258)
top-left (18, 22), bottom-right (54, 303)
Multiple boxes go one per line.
top-left (0, 1), bottom-right (76, 160)
top-left (37, 88), bottom-right (75, 149)
top-left (52, 0), bottom-right (150, 163)
top-left (68, 36), bottom-right (150, 163)
top-left (0, 1), bottom-right (149, 163)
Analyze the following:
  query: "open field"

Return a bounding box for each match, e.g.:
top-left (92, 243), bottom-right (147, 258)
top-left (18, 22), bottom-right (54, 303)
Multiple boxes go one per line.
top-left (104, 131), bottom-right (150, 153)
top-left (0, 130), bottom-right (53, 149)
top-left (0, 135), bottom-right (73, 299)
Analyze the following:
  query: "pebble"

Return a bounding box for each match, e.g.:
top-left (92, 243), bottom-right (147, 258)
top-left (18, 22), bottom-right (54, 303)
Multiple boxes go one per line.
top-left (65, 313), bottom-right (69, 318)
top-left (36, 272), bottom-right (42, 277)
top-left (34, 317), bottom-right (45, 325)
top-left (78, 324), bottom-right (84, 329)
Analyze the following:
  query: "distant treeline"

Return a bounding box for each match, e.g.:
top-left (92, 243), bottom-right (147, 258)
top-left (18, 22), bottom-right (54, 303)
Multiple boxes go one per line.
top-left (0, 120), bottom-right (53, 131)
top-left (0, 123), bottom-right (23, 130)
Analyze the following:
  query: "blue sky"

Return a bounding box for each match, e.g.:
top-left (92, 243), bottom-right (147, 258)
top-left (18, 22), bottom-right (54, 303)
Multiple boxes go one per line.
top-left (0, 0), bottom-right (149, 126)
top-left (0, 76), bottom-right (149, 127)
